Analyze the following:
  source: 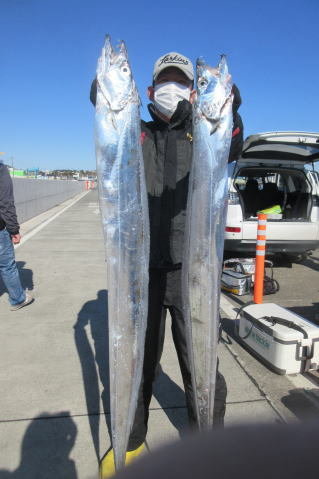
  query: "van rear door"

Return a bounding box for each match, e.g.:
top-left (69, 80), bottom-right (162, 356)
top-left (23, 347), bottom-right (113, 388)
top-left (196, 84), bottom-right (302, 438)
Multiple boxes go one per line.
top-left (242, 132), bottom-right (319, 165)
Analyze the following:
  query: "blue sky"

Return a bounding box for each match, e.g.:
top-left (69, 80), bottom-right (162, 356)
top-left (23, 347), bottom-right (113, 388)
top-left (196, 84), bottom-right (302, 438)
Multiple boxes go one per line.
top-left (1, 0), bottom-right (318, 171)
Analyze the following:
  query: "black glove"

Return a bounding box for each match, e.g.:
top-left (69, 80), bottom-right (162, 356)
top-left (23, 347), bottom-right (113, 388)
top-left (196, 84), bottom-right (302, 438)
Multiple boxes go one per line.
top-left (90, 78), bottom-right (97, 107)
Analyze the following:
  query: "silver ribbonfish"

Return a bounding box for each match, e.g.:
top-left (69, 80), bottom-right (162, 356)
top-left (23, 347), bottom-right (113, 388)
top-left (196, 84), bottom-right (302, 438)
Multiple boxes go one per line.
top-left (182, 55), bottom-right (233, 429)
top-left (94, 35), bottom-right (149, 470)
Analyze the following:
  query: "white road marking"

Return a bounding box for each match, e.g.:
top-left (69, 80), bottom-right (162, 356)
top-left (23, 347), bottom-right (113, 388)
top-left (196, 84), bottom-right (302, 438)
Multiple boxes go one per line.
top-left (88, 202), bottom-right (100, 215)
top-left (15, 190), bottom-right (90, 249)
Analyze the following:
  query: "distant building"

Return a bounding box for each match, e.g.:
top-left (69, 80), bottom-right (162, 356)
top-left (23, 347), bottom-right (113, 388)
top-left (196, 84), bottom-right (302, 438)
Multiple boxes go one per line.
top-left (8, 167), bottom-right (25, 177)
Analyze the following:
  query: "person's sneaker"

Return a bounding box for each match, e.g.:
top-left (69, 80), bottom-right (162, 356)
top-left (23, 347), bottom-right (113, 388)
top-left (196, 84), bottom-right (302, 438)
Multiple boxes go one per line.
top-left (10, 292), bottom-right (34, 311)
top-left (99, 443), bottom-right (145, 478)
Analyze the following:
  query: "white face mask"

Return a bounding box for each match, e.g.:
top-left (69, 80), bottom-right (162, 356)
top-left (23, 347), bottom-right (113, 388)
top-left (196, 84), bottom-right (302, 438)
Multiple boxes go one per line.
top-left (153, 82), bottom-right (191, 119)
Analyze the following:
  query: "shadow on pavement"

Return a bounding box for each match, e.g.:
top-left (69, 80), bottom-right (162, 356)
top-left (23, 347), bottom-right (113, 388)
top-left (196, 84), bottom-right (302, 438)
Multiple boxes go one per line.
top-left (153, 365), bottom-right (189, 437)
top-left (220, 316), bottom-right (237, 345)
top-left (0, 261), bottom-right (34, 298)
top-left (74, 289), bottom-right (191, 454)
top-left (270, 254), bottom-right (293, 268)
top-left (287, 303), bottom-right (319, 324)
top-left (222, 291), bottom-right (249, 308)
top-left (281, 389), bottom-right (319, 421)
top-left (298, 256), bottom-right (319, 272)
top-left (74, 290), bottom-right (110, 462)
top-left (0, 412), bottom-right (77, 479)
top-left (17, 261), bottom-right (34, 291)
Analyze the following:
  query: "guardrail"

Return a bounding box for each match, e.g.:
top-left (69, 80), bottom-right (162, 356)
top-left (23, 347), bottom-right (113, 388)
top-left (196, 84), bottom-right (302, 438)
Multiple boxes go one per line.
top-left (13, 178), bottom-right (86, 224)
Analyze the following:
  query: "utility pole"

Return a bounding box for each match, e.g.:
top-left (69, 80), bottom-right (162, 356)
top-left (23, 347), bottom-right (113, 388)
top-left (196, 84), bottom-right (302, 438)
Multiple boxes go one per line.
top-left (10, 156), bottom-right (14, 177)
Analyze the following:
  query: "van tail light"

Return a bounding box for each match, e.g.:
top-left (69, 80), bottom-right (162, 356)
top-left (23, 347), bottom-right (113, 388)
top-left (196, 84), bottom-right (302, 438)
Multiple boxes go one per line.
top-left (225, 226), bottom-right (241, 233)
top-left (228, 191), bottom-right (240, 205)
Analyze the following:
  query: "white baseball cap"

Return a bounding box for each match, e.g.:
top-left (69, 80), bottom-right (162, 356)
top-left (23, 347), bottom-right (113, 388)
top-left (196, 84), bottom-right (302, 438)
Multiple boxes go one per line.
top-left (153, 52), bottom-right (194, 81)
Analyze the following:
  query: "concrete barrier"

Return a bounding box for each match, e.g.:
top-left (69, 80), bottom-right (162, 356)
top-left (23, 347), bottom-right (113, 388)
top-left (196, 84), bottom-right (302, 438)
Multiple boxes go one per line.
top-left (12, 178), bottom-right (86, 224)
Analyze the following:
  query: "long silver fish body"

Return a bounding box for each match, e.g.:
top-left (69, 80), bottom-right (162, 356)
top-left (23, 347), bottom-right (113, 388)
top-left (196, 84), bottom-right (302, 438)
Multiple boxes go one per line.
top-left (182, 55), bottom-right (233, 429)
top-left (94, 36), bottom-right (149, 470)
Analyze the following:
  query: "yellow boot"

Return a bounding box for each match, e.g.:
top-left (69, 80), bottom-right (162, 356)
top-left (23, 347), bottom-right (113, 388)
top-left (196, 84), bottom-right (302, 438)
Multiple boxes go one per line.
top-left (99, 443), bottom-right (145, 478)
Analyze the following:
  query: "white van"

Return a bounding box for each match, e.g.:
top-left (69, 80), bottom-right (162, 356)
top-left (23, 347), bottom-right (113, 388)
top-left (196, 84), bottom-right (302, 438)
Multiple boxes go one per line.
top-left (224, 131), bottom-right (319, 257)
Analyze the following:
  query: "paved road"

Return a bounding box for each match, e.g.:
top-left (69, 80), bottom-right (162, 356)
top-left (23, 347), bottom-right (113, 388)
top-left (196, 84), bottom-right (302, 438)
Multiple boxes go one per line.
top-left (220, 246), bottom-right (319, 423)
top-left (0, 189), bottom-right (318, 478)
top-left (224, 247), bottom-right (319, 323)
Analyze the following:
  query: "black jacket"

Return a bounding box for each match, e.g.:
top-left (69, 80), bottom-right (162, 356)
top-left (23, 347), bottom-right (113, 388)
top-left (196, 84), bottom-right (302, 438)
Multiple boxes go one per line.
top-left (141, 93), bottom-right (243, 269)
top-left (0, 163), bottom-right (20, 235)
top-left (90, 81), bottom-right (243, 269)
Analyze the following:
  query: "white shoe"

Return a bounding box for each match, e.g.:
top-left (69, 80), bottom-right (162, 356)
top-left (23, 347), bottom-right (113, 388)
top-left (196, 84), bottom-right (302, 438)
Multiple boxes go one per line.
top-left (11, 292), bottom-right (34, 311)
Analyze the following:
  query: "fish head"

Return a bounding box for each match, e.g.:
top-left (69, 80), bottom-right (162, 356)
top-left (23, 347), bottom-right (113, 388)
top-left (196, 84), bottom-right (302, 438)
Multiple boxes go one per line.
top-left (195, 55), bottom-right (232, 127)
top-left (96, 35), bottom-right (139, 111)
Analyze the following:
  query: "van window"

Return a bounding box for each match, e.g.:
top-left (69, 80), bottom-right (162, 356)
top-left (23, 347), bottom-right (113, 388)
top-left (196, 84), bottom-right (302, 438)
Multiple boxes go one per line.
top-left (234, 167), bottom-right (313, 221)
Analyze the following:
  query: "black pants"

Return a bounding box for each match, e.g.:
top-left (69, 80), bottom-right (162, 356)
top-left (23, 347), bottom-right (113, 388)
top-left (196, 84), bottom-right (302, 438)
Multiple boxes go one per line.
top-left (127, 268), bottom-right (227, 450)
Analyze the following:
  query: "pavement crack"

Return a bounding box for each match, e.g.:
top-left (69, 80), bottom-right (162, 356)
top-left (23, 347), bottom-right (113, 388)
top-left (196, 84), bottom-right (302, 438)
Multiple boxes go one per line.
top-left (226, 399), bottom-right (268, 405)
top-left (0, 412), bottom-right (109, 424)
top-left (222, 341), bottom-right (287, 424)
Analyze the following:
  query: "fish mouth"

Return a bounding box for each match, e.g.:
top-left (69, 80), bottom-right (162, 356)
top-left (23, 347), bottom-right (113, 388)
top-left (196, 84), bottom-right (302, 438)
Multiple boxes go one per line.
top-left (104, 34), bottom-right (129, 67)
top-left (96, 35), bottom-right (139, 112)
top-left (195, 55), bottom-right (233, 133)
top-left (196, 55), bottom-right (229, 79)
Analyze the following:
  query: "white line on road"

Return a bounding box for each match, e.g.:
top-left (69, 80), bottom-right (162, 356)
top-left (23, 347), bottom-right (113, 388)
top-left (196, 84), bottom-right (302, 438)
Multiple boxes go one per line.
top-left (15, 190), bottom-right (90, 249)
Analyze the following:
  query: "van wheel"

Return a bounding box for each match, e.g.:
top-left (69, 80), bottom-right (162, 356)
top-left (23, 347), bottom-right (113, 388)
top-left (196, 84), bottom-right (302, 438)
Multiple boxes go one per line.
top-left (288, 253), bottom-right (308, 263)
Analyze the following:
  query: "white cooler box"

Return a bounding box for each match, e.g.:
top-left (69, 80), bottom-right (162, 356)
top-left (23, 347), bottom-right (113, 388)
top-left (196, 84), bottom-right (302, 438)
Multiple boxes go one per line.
top-left (236, 303), bottom-right (319, 374)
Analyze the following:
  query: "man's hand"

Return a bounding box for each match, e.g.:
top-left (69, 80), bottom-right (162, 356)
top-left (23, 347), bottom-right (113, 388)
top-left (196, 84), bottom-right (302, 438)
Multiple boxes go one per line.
top-left (11, 234), bottom-right (21, 244)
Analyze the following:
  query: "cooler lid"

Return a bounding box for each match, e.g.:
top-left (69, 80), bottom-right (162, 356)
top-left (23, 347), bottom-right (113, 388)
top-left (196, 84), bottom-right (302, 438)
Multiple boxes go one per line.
top-left (243, 303), bottom-right (319, 341)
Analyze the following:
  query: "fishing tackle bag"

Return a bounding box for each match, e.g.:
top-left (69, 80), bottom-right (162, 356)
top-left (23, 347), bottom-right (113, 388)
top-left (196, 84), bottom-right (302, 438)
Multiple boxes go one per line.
top-left (222, 258), bottom-right (279, 296)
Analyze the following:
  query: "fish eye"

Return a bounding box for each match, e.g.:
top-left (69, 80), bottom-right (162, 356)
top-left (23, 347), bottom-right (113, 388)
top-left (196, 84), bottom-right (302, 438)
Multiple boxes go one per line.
top-left (121, 65), bottom-right (130, 74)
top-left (198, 78), bottom-right (207, 88)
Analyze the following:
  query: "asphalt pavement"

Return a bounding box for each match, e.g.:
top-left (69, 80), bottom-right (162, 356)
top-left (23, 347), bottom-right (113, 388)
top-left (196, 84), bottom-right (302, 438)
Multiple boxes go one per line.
top-left (0, 189), bottom-right (317, 479)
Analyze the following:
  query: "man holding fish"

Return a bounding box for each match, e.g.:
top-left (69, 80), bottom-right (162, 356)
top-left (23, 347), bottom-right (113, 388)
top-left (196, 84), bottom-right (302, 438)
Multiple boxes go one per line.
top-left (91, 45), bottom-right (243, 477)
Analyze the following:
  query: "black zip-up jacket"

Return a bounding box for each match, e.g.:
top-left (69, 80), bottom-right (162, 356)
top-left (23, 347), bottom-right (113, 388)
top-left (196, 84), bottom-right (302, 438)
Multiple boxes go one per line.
top-left (0, 162), bottom-right (20, 235)
top-left (141, 91), bottom-right (243, 269)
top-left (90, 81), bottom-right (243, 269)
